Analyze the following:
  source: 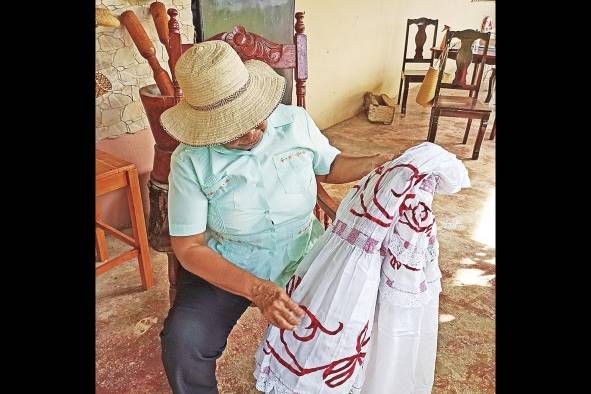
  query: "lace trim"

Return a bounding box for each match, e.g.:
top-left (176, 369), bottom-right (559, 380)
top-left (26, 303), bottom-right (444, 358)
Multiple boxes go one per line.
top-left (383, 231), bottom-right (439, 269)
top-left (418, 174), bottom-right (440, 194)
top-left (254, 364), bottom-right (298, 394)
top-left (378, 278), bottom-right (442, 308)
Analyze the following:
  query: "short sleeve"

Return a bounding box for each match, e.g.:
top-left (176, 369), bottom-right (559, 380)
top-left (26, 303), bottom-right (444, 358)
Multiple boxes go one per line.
top-left (302, 109), bottom-right (341, 175)
top-left (168, 150), bottom-right (208, 236)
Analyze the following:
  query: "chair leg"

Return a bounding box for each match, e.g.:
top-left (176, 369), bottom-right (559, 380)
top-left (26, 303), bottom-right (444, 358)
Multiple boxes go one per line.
top-left (427, 109), bottom-right (433, 140)
top-left (167, 252), bottom-right (179, 307)
top-left (427, 109), bottom-right (439, 142)
top-left (489, 118), bottom-right (496, 140)
top-left (401, 79), bottom-right (410, 115)
top-left (472, 116), bottom-right (489, 160)
top-left (397, 76), bottom-right (403, 105)
top-left (126, 167), bottom-right (154, 290)
top-left (485, 68), bottom-right (496, 103)
top-left (95, 202), bottom-right (109, 262)
top-left (463, 119), bottom-right (473, 144)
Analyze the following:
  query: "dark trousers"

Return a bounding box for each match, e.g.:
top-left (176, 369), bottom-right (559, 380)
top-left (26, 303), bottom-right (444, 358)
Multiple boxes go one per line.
top-left (160, 266), bottom-right (251, 393)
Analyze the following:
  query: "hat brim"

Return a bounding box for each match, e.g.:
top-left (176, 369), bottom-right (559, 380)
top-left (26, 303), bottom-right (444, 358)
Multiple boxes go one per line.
top-left (160, 60), bottom-right (286, 147)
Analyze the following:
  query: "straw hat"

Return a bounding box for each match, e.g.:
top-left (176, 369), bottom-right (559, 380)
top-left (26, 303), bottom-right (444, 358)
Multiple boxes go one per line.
top-left (96, 7), bottom-right (120, 28)
top-left (160, 40), bottom-right (286, 146)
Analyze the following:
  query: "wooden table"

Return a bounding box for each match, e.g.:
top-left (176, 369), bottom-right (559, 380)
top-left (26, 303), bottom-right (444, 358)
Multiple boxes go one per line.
top-left (431, 46), bottom-right (496, 102)
top-left (96, 149), bottom-right (153, 290)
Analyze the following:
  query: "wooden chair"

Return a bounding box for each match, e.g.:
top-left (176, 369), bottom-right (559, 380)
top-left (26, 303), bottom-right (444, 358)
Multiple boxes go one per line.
top-left (95, 149), bottom-right (154, 290)
top-left (163, 9), bottom-right (338, 304)
top-left (396, 17), bottom-right (439, 115)
top-left (427, 29), bottom-right (492, 160)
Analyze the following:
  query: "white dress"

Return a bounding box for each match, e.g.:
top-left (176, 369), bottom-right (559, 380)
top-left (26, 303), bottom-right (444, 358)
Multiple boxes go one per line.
top-left (354, 145), bottom-right (470, 394)
top-left (254, 142), bottom-right (470, 394)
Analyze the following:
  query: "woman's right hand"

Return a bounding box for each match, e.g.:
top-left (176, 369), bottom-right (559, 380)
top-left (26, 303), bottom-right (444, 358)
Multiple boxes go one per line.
top-left (250, 279), bottom-right (305, 330)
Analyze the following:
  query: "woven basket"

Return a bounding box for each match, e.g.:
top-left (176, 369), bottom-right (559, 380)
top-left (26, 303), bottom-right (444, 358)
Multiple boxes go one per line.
top-left (364, 92), bottom-right (396, 124)
top-left (96, 71), bottom-right (112, 98)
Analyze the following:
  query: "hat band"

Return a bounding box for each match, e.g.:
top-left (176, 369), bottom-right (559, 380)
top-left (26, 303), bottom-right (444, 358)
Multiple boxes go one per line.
top-left (187, 76), bottom-right (252, 111)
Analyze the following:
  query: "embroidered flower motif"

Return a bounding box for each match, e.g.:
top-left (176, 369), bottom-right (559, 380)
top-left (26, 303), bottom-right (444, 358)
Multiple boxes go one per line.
top-left (350, 162), bottom-right (427, 228)
top-left (263, 306), bottom-right (370, 388)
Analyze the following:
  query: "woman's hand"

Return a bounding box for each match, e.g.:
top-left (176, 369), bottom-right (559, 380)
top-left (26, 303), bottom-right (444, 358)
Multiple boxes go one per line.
top-left (250, 279), bottom-right (305, 330)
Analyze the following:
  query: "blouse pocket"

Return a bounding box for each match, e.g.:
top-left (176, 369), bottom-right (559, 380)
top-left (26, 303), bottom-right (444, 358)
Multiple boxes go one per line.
top-left (272, 149), bottom-right (314, 194)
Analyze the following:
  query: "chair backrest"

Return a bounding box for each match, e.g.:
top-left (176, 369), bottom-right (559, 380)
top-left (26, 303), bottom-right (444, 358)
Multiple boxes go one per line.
top-left (167, 9), bottom-right (308, 109)
top-left (434, 29), bottom-right (491, 100)
top-left (401, 17), bottom-right (439, 71)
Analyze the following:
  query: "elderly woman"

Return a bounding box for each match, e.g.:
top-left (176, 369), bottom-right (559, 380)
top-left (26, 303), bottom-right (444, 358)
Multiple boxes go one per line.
top-left (159, 40), bottom-right (397, 393)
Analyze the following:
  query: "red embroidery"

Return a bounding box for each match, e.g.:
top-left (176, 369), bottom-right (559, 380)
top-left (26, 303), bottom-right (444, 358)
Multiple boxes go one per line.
top-left (331, 220), bottom-right (381, 254)
top-left (398, 195), bottom-right (434, 236)
top-left (346, 228), bottom-right (361, 244)
top-left (350, 162), bottom-right (427, 229)
top-left (263, 306), bottom-right (370, 388)
top-left (363, 237), bottom-right (379, 254)
top-left (285, 275), bottom-right (302, 297)
top-left (390, 255), bottom-right (402, 270)
top-left (322, 322), bottom-right (370, 388)
top-left (403, 264), bottom-right (420, 272)
top-left (388, 254), bottom-right (421, 271)
top-left (333, 220), bottom-right (347, 236)
top-left (350, 191), bottom-right (392, 227)
top-left (292, 306), bottom-right (344, 342)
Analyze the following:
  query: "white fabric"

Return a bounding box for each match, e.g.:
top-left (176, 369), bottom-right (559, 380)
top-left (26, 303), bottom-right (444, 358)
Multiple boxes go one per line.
top-left (253, 142), bottom-right (470, 393)
top-left (352, 290), bottom-right (440, 394)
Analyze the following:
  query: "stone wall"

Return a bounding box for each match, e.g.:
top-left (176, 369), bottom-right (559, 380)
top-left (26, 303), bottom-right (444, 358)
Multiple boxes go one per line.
top-left (95, 0), bottom-right (194, 140)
